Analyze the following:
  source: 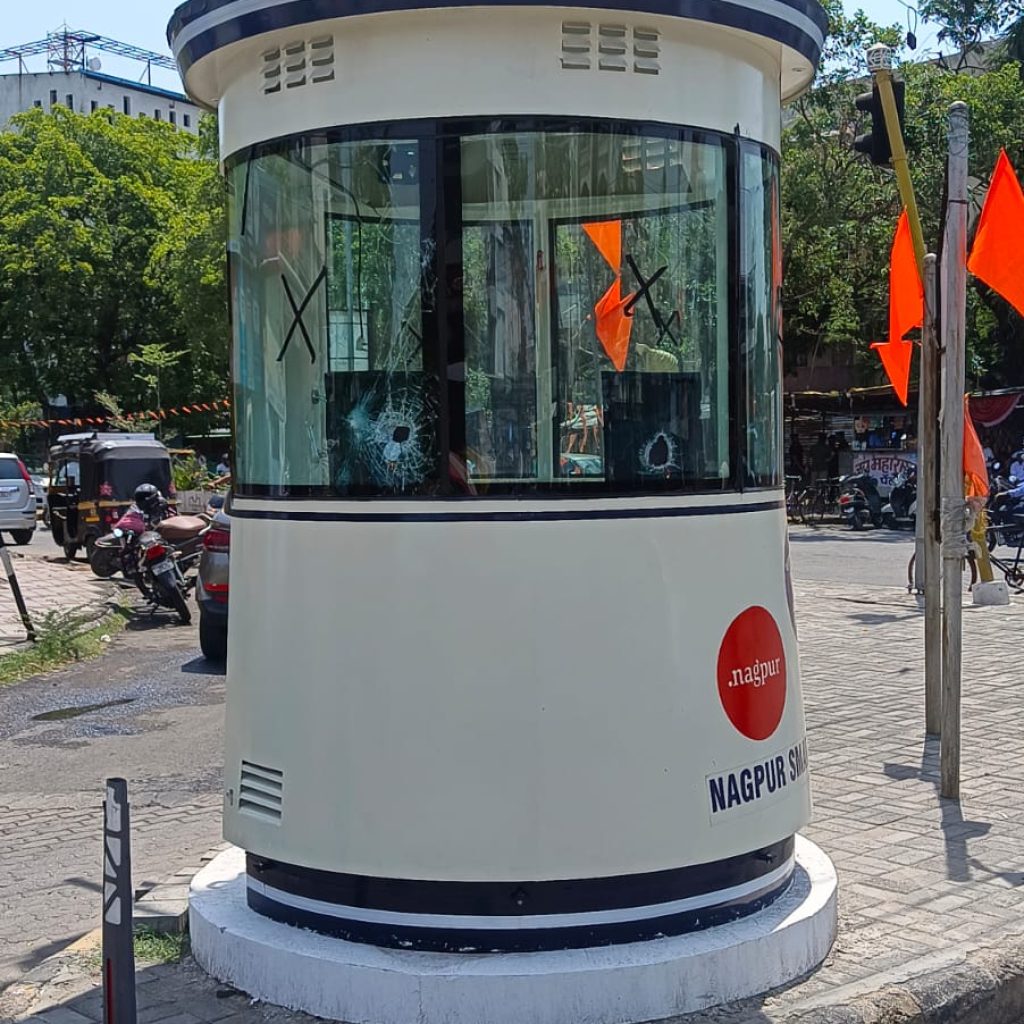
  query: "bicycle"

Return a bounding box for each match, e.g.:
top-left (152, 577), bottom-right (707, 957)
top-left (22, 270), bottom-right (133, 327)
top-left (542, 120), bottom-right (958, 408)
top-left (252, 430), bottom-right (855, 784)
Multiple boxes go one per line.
top-left (798, 477), bottom-right (842, 525)
top-left (907, 530), bottom-right (1024, 594)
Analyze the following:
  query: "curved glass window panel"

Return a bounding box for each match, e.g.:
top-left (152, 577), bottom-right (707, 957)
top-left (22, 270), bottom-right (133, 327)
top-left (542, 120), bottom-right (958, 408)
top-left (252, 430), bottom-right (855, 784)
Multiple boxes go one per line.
top-left (229, 137), bottom-right (434, 496)
top-left (741, 144), bottom-right (783, 486)
top-left (227, 121), bottom-right (761, 498)
top-left (461, 130), bottom-right (729, 489)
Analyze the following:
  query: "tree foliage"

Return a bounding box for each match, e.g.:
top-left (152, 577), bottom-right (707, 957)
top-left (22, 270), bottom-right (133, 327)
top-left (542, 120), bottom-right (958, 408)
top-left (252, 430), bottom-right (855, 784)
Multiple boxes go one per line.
top-left (782, 1), bottom-right (1024, 388)
top-left (0, 107), bottom-right (227, 413)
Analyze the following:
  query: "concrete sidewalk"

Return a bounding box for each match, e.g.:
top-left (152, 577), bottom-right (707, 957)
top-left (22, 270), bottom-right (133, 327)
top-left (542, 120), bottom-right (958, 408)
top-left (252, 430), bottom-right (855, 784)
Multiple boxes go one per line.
top-left (0, 550), bottom-right (115, 650)
top-left (3, 577), bottom-right (1024, 1024)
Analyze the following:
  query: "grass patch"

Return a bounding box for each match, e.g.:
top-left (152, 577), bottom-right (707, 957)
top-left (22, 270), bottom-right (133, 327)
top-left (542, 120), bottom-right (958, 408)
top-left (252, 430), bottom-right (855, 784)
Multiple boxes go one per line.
top-left (0, 603), bottom-right (130, 686)
top-left (81, 929), bottom-right (189, 971)
top-left (133, 928), bottom-right (190, 964)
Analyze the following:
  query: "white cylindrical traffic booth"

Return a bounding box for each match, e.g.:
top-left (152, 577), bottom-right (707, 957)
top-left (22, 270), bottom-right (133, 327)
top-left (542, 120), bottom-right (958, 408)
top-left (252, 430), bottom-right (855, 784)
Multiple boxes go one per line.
top-left (169, 0), bottom-right (835, 1017)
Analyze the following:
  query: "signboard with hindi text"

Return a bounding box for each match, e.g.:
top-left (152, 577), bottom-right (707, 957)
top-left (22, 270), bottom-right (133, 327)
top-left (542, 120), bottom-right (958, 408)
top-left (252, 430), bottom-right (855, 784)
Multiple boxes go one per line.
top-left (850, 451), bottom-right (916, 495)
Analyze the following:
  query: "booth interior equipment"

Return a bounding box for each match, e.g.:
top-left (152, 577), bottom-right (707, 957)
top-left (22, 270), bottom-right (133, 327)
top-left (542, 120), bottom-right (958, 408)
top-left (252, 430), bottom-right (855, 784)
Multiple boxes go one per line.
top-left (169, 0), bottom-right (838, 1020)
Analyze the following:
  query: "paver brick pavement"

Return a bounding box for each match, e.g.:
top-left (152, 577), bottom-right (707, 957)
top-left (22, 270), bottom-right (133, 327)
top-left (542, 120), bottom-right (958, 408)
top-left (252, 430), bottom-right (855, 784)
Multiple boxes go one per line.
top-left (0, 553), bottom-right (114, 650)
top-left (3, 577), bottom-right (1024, 1023)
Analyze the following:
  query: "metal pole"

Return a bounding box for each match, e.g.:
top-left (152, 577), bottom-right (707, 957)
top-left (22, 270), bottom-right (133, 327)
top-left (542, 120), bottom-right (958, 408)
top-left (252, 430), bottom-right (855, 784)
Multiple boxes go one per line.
top-left (868, 47), bottom-right (927, 278)
top-left (921, 254), bottom-right (942, 735)
top-left (102, 779), bottom-right (137, 1024)
top-left (0, 536), bottom-right (36, 642)
top-left (940, 102), bottom-right (969, 800)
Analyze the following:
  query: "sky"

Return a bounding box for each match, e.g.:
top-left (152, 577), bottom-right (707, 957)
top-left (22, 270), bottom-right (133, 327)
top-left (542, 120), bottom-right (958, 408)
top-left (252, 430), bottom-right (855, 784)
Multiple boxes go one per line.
top-left (0, 0), bottom-right (947, 91)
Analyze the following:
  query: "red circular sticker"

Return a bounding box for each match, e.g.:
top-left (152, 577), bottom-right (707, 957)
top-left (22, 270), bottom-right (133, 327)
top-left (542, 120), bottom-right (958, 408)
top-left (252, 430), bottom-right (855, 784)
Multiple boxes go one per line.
top-left (717, 606), bottom-right (787, 741)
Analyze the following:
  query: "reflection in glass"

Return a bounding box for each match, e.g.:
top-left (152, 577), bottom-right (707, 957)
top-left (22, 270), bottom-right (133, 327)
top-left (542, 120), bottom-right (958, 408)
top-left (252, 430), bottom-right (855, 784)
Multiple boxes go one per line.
top-left (741, 145), bottom-right (783, 485)
top-left (461, 131), bottom-right (729, 489)
top-left (227, 123), bottom-right (781, 498)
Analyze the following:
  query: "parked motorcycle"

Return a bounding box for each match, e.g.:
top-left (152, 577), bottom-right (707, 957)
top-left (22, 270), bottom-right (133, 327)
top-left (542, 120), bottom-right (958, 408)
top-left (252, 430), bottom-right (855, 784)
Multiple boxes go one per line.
top-left (838, 472), bottom-right (883, 530)
top-left (90, 492), bottom-right (208, 624)
top-left (987, 473), bottom-right (1024, 551)
top-left (881, 470), bottom-right (917, 530)
top-left (135, 527), bottom-right (194, 624)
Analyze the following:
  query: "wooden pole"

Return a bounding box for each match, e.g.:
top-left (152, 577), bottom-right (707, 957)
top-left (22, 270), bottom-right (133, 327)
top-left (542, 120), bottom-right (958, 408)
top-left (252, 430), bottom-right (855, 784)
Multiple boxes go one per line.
top-left (940, 102), bottom-right (969, 801)
top-left (921, 254), bottom-right (942, 736)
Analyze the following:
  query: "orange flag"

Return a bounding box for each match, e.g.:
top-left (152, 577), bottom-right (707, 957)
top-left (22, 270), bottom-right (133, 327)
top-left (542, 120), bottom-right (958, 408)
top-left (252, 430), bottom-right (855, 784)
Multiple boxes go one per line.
top-left (593, 279), bottom-right (634, 372)
top-left (870, 338), bottom-right (914, 407)
top-left (582, 221), bottom-right (622, 272)
top-left (872, 210), bottom-right (923, 407)
top-left (963, 394), bottom-right (989, 498)
top-left (583, 219), bottom-right (635, 370)
top-left (967, 148), bottom-right (1024, 317)
top-left (889, 209), bottom-right (923, 343)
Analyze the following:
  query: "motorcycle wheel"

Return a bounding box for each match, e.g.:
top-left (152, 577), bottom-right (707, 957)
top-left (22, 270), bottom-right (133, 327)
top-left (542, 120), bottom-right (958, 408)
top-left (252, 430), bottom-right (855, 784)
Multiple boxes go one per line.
top-left (169, 586), bottom-right (192, 626)
top-left (63, 542), bottom-right (79, 561)
top-left (851, 510), bottom-right (866, 531)
top-left (89, 546), bottom-right (120, 579)
top-left (156, 572), bottom-right (192, 625)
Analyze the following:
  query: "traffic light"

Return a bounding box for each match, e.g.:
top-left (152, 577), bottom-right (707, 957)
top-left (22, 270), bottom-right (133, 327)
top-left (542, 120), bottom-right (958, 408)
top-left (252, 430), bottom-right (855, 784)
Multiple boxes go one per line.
top-left (853, 80), bottom-right (906, 166)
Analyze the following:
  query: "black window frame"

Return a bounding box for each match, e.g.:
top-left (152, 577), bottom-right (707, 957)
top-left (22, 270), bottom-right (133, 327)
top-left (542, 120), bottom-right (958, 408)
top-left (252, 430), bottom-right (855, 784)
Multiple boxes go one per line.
top-left (226, 116), bottom-right (781, 501)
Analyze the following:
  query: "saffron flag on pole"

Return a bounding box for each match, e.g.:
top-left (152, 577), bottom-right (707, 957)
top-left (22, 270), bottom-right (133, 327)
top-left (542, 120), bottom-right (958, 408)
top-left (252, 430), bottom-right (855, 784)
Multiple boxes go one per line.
top-left (967, 148), bottom-right (1024, 317)
top-left (871, 209), bottom-right (923, 407)
top-left (870, 338), bottom-right (914, 406)
top-left (963, 394), bottom-right (989, 499)
top-left (889, 209), bottom-right (923, 343)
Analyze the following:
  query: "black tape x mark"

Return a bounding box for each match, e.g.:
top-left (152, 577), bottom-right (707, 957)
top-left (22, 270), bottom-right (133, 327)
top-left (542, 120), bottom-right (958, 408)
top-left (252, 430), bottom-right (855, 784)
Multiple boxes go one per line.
top-left (277, 267), bottom-right (327, 364)
top-left (624, 256), bottom-right (679, 347)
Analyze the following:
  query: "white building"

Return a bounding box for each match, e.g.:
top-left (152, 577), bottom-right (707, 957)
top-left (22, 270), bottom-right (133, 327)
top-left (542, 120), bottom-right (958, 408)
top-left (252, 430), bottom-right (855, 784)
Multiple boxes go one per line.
top-left (0, 69), bottom-right (200, 132)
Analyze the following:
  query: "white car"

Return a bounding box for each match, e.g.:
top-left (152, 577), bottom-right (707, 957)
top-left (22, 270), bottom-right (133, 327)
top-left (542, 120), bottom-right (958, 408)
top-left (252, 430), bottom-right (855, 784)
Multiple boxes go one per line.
top-left (0, 454), bottom-right (37, 545)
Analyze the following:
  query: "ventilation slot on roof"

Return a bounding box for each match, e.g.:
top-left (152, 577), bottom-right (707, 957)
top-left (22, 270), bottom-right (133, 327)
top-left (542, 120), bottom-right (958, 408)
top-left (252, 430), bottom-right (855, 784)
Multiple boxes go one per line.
top-left (261, 36), bottom-right (335, 94)
top-left (310, 36), bottom-right (336, 83)
top-left (561, 21), bottom-right (592, 70)
top-left (239, 760), bottom-right (283, 824)
top-left (561, 23), bottom-right (659, 74)
top-left (598, 25), bottom-right (628, 71)
top-left (262, 47), bottom-right (282, 94)
top-left (633, 27), bottom-right (661, 75)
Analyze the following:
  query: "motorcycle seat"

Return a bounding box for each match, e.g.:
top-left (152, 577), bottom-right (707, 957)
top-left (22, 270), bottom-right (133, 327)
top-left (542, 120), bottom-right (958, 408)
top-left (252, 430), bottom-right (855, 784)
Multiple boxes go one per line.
top-left (158, 515), bottom-right (209, 542)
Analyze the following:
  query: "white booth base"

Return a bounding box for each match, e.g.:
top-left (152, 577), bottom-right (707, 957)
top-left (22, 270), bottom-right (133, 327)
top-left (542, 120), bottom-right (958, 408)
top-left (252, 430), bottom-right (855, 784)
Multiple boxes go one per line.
top-left (189, 838), bottom-right (837, 1024)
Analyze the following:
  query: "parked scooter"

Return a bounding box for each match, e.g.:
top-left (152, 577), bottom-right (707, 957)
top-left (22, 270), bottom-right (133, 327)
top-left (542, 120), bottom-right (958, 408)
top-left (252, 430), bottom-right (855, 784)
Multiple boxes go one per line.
top-left (838, 472), bottom-right (883, 530)
top-left (881, 470), bottom-right (917, 530)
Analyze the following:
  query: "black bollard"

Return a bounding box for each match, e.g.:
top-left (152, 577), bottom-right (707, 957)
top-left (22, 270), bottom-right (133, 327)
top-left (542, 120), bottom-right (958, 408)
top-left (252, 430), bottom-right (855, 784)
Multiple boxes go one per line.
top-left (102, 778), bottom-right (137, 1024)
top-left (0, 535), bottom-right (35, 642)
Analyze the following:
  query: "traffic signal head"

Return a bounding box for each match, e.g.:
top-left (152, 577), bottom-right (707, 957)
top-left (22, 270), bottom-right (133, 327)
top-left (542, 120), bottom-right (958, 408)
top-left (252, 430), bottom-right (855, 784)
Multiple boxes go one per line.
top-left (853, 80), bottom-right (906, 167)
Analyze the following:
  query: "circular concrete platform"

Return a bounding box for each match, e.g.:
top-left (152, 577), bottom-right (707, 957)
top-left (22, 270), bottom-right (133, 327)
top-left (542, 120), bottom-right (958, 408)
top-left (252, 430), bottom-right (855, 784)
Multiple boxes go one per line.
top-left (189, 837), bottom-right (837, 1024)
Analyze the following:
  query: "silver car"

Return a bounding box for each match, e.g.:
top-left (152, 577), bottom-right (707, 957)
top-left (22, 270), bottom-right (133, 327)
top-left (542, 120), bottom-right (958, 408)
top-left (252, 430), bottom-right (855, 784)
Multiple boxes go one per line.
top-left (0, 454), bottom-right (37, 545)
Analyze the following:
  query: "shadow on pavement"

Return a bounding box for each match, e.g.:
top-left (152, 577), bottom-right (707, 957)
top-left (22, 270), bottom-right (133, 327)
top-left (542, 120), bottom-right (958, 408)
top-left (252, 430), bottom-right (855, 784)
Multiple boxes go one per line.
top-left (884, 736), bottom-right (992, 884)
top-left (181, 656), bottom-right (225, 677)
top-left (789, 527), bottom-right (915, 545)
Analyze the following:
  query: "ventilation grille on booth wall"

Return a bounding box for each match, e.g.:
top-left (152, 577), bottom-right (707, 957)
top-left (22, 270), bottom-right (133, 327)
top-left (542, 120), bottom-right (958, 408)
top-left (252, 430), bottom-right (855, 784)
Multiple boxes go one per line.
top-left (262, 36), bottom-right (335, 94)
top-left (239, 761), bottom-right (283, 823)
top-left (561, 22), bottom-right (660, 74)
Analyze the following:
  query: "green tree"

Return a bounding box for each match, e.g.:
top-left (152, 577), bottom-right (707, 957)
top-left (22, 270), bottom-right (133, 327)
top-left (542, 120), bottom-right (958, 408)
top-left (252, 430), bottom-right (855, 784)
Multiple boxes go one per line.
top-left (781, 10), bottom-right (1024, 389)
top-left (0, 107), bottom-right (227, 412)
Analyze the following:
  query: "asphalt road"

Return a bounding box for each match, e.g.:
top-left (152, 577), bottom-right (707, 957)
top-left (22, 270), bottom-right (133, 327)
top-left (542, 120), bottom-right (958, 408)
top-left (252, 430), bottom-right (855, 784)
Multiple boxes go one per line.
top-left (0, 517), bottom-right (911, 992)
top-left (788, 521), bottom-right (917, 588)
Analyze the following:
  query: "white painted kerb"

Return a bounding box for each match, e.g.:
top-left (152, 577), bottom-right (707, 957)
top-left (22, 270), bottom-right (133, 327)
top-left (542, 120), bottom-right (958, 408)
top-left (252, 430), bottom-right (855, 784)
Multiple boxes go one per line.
top-left (189, 838), bottom-right (837, 1024)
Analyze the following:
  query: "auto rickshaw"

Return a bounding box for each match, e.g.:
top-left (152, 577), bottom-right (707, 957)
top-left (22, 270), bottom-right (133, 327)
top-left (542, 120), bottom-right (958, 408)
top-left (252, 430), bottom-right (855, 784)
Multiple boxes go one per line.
top-left (47, 433), bottom-right (174, 560)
